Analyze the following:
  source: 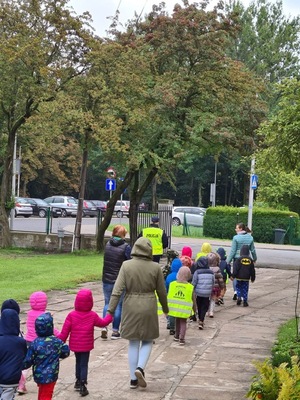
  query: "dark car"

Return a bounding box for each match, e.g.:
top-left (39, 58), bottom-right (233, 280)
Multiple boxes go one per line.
top-left (26, 198), bottom-right (62, 218)
top-left (90, 200), bottom-right (107, 214)
top-left (82, 200), bottom-right (98, 217)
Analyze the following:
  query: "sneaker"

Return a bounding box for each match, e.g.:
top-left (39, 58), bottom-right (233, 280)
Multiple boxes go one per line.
top-left (111, 331), bottom-right (121, 340)
top-left (173, 335), bottom-right (179, 341)
top-left (74, 379), bottom-right (81, 390)
top-left (179, 339), bottom-right (185, 345)
top-left (237, 298), bottom-right (242, 306)
top-left (243, 301), bottom-right (249, 307)
top-left (189, 314), bottom-right (197, 321)
top-left (218, 298), bottom-right (224, 305)
top-left (130, 379), bottom-right (138, 389)
top-left (169, 329), bottom-right (175, 335)
top-left (17, 387), bottom-right (27, 395)
top-left (135, 367), bottom-right (147, 388)
top-left (198, 321), bottom-right (204, 330)
top-left (101, 328), bottom-right (108, 340)
top-left (80, 383), bottom-right (89, 397)
top-left (233, 293), bottom-right (237, 301)
top-left (209, 312), bottom-right (214, 318)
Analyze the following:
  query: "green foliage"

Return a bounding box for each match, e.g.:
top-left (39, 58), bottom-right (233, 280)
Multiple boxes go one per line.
top-left (271, 319), bottom-right (300, 368)
top-left (203, 206), bottom-right (299, 243)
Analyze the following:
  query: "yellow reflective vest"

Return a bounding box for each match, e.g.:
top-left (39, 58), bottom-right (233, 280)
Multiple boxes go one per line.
top-left (142, 227), bottom-right (163, 255)
top-left (167, 281), bottom-right (193, 318)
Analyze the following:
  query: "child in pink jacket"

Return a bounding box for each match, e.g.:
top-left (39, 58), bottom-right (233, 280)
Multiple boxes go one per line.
top-left (18, 291), bottom-right (60, 394)
top-left (59, 289), bottom-right (113, 397)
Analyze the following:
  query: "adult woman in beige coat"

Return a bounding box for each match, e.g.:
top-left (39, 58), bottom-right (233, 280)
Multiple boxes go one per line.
top-left (107, 237), bottom-right (168, 389)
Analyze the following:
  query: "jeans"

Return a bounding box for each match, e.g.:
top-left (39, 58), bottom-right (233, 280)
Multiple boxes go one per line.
top-left (128, 340), bottom-right (153, 380)
top-left (102, 282), bottom-right (124, 331)
top-left (0, 385), bottom-right (17, 400)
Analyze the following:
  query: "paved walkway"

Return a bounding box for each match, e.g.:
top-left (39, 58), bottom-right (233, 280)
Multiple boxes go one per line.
top-left (18, 265), bottom-right (299, 400)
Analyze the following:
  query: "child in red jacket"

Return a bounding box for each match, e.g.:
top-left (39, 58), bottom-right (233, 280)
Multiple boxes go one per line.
top-left (59, 289), bottom-right (113, 396)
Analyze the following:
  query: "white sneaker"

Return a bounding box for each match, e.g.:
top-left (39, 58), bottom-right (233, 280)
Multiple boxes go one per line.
top-left (101, 328), bottom-right (108, 340)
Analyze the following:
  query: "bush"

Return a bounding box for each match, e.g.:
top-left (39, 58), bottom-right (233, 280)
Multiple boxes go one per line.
top-left (203, 206), bottom-right (299, 243)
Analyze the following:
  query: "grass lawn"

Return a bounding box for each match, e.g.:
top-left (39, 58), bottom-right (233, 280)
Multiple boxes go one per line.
top-left (0, 250), bottom-right (102, 305)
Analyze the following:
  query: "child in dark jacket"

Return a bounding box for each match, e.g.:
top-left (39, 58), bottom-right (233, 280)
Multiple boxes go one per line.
top-left (207, 252), bottom-right (225, 318)
top-left (232, 245), bottom-right (255, 307)
top-left (216, 248), bottom-right (232, 305)
top-left (59, 289), bottom-right (113, 396)
top-left (23, 312), bottom-right (69, 400)
top-left (0, 309), bottom-right (27, 400)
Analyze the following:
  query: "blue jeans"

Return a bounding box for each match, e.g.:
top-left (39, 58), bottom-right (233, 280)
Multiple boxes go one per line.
top-left (102, 282), bottom-right (123, 332)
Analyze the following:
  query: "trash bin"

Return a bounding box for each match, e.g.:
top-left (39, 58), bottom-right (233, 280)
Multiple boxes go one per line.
top-left (274, 228), bottom-right (286, 244)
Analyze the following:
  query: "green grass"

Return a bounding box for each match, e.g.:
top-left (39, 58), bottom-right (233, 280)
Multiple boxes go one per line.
top-left (0, 250), bottom-right (102, 305)
top-left (108, 223), bottom-right (205, 238)
top-left (271, 318), bottom-right (300, 367)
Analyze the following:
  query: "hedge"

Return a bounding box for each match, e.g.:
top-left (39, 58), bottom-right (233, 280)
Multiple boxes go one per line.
top-left (203, 206), bottom-right (299, 244)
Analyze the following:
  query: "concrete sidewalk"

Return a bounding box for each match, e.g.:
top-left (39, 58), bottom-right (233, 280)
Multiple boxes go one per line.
top-left (19, 266), bottom-right (299, 400)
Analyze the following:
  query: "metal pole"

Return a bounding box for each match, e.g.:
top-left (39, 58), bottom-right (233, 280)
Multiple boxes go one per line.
top-left (248, 158), bottom-right (255, 230)
top-left (12, 134), bottom-right (17, 197)
top-left (213, 161), bottom-right (217, 207)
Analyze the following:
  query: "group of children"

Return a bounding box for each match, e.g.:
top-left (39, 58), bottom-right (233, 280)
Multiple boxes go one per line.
top-left (165, 242), bottom-right (255, 343)
top-left (0, 289), bottom-right (113, 400)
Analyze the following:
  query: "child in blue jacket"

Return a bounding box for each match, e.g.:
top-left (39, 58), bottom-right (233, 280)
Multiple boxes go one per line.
top-left (216, 247), bottom-right (232, 305)
top-left (23, 312), bottom-right (70, 399)
top-left (0, 309), bottom-right (27, 400)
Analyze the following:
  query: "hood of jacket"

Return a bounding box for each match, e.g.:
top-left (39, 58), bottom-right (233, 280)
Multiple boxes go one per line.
top-left (1, 298), bottom-right (20, 314)
top-left (170, 258), bottom-right (182, 273)
top-left (195, 256), bottom-right (209, 269)
top-left (35, 312), bottom-right (53, 337)
top-left (181, 246), bottom-right (192, 258)
top-left (240, 244), bottom-right (250, 257)
top-left (200, 242), bottom-right (212, 254)
top-left (177, 266), bottom-right (191, 283)
top-left (109, 236), bottom-right (126, 247)
top-left (216, 247), bottom-right (226, 260)
top-left (1, 308), bottom-right (20, 336)
top-left (131, 237), bottom-right (153, 260)
top-left (74, 289), bottom-right (93, 312)
top-left (29, 291), bottom-right (47, 311)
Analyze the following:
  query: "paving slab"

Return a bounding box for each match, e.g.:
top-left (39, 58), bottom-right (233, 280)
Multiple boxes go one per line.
top-left (18, 267), bottom-right (298, 400)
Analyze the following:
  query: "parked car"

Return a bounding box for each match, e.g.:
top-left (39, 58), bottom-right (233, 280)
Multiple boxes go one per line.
top-left (172, 206), bottom-right (206, 227)
top-left (43, 196), bottom-right (77, 217)
top-left (90, 200), bottom-right (107, 214)
top-left (82, 200), bottom-right (98, 217)
top-left (26, 198), bottom-right (62, 218)
top-left (14, 197), bottom-right (33, 218)
top-left (114, 200), bottom-right (130, 218)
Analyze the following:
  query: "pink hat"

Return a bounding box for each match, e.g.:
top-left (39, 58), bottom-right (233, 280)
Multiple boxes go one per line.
top-left (181, 246), bottom-right (192, 258)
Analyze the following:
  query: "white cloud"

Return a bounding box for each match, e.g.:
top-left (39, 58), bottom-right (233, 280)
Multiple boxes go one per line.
top-left (68, 0), bottom-right (300, 37)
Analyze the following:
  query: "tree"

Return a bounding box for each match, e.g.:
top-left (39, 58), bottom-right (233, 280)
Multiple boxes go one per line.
top-left (255, 78), bottom-right (300, 212)
top-left (0, 0), bottom-right (93, 246)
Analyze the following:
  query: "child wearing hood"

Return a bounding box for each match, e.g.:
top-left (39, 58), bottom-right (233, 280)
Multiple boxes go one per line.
top-left (0, 309), bottom-right (27, 400)
top-left (192, 257), bottom-right (215, 330)
top-left (165, 258), bottom-right (182, 335)
top-left (207, 252), bottom-right (225, 318)
top-left (216, 248), bottom-right (232, 305)
top-left (19, 291), bottom-right (60, 394)
top-left (195, 242), bottom-right (212, 261)
top-left (59, 289), bottom-right (113, 396)
top-left (0, 299), bottom-right (20, 336)
top-left (232, 245), bottom-right (255, 307)
top-left (180, 246), bottom-right (193, 268)
top-left (23, 312), bottom-right (69, 400)
top-left (168, 266), bottom-right (195, 345)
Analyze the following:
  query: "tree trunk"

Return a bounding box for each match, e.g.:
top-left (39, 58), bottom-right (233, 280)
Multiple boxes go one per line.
top-left (73, 144), bottom-right (88, 251)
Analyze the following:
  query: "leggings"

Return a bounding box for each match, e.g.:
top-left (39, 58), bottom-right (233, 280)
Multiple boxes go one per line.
top-left (128, 340), bottom-right (153, 381)
top-left (75, 351), bottom-right (90, 383)
top-left (37, 382), bottom-right (56, 400)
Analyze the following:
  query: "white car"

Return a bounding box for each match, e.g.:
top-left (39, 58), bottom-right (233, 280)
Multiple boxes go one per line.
top-left (114, 200), bottom-right (130, 218)
top-left (172, 206), bottom-right (206, 227)
top-left (14, 197), bottom-right (33, 218)
top-left (44, 196), bottom-right (78, 218)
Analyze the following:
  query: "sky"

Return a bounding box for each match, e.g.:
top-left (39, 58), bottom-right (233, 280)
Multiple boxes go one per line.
top-left (68, 0), bottom-right (300, 37)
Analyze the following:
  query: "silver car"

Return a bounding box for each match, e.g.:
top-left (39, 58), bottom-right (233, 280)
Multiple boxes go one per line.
top-left (44, 196), bottom-right (77, 218)
top-left (14, 197), bottom-right (33, 218)
top-left (114, 200), bottom-right (130, 218)
top-left (172, 206), bottom-right (206, 227)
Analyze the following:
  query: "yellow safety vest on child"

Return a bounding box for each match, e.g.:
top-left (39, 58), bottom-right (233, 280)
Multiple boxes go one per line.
top-left (167, 281), bottom-right (193, 318)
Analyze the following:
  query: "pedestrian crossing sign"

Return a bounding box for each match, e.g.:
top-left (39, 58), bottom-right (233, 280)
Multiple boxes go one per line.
top-left (251, 174), bottom-right (258, 189)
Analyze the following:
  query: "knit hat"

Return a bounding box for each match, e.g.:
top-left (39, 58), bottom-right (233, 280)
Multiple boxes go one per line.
top-left (1, 299), bottom-right (20, 314)
top-left (180, 255), bottom-right (192, 268)
top-left (177, 266), bottom-right (192, 283)
top-left (195, 256), bottom-right (208, 269)
top-left (207, 252), bottom-right (220, 268)
top-left (181, 246), bottom-right (192, 258)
